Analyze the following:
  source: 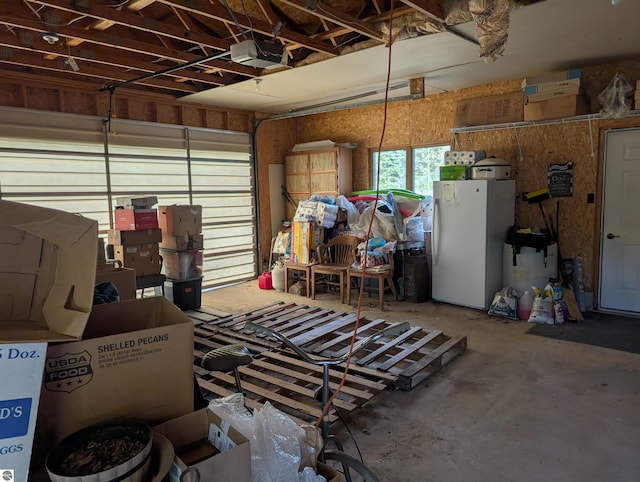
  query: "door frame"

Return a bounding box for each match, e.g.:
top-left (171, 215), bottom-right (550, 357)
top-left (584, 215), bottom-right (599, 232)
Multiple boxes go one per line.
top-left (594, 121), bottom-right (640, 312)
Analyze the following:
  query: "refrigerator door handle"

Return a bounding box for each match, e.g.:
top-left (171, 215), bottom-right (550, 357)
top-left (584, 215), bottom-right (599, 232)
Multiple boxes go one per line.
top-left (432, 198), bottom-right (439, 263)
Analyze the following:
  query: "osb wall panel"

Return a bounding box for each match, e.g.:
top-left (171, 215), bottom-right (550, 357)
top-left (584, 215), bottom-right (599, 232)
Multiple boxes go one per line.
top-left (0, 82), bottom-right (24, 107)
top-left (61, 89), bottom-right (98, 116)
top-left (261, 60), bottom-right (640, 293)
top-left (0, 72), bottom-right (253, 133)
top-left (26, 86), bottom-right (61, 111)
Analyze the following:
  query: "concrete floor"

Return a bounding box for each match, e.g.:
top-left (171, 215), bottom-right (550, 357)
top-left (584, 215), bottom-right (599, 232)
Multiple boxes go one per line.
top-left (201, 281), bottom-right (640, 482)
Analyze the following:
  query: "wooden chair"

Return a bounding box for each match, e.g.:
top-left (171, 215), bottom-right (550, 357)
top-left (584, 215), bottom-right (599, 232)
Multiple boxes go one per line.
top-left (311, 235), bottom-right (359, 303)
top-left (346, 253), bottom-right (399, 310)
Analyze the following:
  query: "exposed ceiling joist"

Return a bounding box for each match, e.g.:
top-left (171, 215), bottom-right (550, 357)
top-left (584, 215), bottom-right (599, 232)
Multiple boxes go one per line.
top-left (399, 0), bottom-right (445, 22)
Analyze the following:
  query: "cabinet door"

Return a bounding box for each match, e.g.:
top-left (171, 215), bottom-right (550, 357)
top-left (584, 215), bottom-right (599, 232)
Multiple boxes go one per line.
top-left (309, 150), bottom-right (339, 194)
top-left (286, 153), bottom-right (309, 174)
top-left (310, 150), bottom-right (338, 172)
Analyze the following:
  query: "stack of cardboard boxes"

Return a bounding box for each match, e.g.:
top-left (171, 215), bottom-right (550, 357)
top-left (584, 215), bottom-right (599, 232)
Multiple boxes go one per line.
top-left (522, 69), bottom-right (589, 121)
top-left (0, 200), bottom-right (258, 482)
top-left (111, 196), bottom-right (163, 279)
top-left (95, 237), bottom-right (137, 301)
top-left (158, 204), bottom-right (204, 310)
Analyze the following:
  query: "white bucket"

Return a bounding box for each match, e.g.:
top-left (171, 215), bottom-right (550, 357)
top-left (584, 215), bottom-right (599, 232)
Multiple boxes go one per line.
top-left (503, 242), bottom-right (558, 295)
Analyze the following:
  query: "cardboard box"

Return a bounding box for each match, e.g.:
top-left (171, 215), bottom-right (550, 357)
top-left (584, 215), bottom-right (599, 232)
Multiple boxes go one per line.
top-left (522, 77), bottom-right (581, 96)
top-left (521, 69), bottom-right (581, 88)
top-left (37, 297), bottom-right (194, 453)
top-left (524, 95), bottom-right (590, 121)
top-left (158, 205), bottom-right (202, 236)
top-left (159, 233), bottom-right (204, 251)
top-left (114, 243), bottom-right (162, 276)
top-left (0, 342), bottom-right (47, 482)
top-left (95, 264), bottom-right (137, 301)
top-left (161, 249), bottom-right (203, 281)
top-left (526, 85), bottom-right (582, 103)
top-left (109, 228), bottom-right (162, 246)
top-left (114, 208), bottom-right (159, 231)
top-left (290, 222), bottom-right (321, 264)
top-left (153, 408), bottom-right (251, 482)
top-left (0, 200), bottom-right (97, 343)
top-left (439, 165), bottom-right (467, 181)
top-left (115, 195), bottom-right (158, 210)
top-left (97, 237), bottom-right (106, 264)
top-left (454, 92), bottom-right (524, 127)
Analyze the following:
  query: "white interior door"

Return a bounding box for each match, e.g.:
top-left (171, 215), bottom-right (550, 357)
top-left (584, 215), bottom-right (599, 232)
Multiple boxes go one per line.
top-left (600, 128), bottom-right (640, 313)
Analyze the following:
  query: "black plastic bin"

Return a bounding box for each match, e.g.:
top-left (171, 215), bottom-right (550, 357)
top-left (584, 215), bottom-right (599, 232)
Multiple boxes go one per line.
top-left (163, 277), bottom-right (202, 310)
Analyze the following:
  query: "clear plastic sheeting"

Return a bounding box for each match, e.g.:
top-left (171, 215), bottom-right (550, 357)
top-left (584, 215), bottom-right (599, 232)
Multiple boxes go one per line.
top-left (208, 394), bottom-right (325, 482)
top-left (598, 72), bottom-right (634, 119)
top-left (469, 0), bottom-right (510, 60)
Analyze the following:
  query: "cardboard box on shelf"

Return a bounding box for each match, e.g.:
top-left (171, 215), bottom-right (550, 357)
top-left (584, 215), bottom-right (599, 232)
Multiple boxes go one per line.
top-left (160, 233), bottom-right (205, 251)
top-left (526, 85), bottom-right (583, 103)
top-left (158, 205), bottom-right (202, 236)
top-left (161, 249), bottom-right (203, 281)
top-left (0, 200), bottom-right (97, 343)
top-left (0, 342), bottom-right (47, 482)
top-left (115, 195), bottom-right (159, 210)
top-left (109, 228), bottom-right (162, 246)
top-left (522, 77), bottom-right (581, 96)
top-left (524, 95), bottom-right (590, 121)
top-left (114, 243), bottom-right (162, 276)
top-left (114, 208), bottom-right (159, 231)
top-left (95, 264), bottom-right (137, 301)
top-left (521, 69), bottom-right (582, 89)
top-left (36, 297), bottom-right (194, 457)
top-left (454, 92), bottom-right (524, 127)
top-left (153, 408), bottom-right (251, 482)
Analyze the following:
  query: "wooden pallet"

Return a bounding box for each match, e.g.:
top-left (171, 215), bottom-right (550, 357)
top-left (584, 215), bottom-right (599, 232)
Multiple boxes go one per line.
top-left (193, 345), bottom-right (394, 425)
top-left (190, 301), bottom-right (467, 426)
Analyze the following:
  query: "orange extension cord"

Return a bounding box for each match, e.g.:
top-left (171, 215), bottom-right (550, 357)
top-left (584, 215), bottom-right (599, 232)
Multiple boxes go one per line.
top-left (315, 0), bottom-right (395, 429)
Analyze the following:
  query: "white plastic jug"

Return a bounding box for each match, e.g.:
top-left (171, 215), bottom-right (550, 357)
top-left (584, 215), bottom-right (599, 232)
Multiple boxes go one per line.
top-left (518, 290), bottom-right (534, 320)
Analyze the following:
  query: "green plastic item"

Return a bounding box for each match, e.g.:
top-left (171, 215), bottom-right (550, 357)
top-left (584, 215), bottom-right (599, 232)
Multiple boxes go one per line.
top-left (351, 188), bottom-right (426, 200)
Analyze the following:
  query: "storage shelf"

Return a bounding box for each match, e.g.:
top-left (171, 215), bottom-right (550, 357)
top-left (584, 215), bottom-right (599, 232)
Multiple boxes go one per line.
top-left (450, 109), bottom-right (640, 134)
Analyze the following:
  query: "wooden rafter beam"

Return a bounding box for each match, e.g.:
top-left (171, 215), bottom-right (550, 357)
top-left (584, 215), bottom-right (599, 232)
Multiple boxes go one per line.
top-left (0, 48), bottom-right (200, 93)
top-left (154, 0), bottom-right (337, 56)
top-left (277, 0), bottom-right (383, 42)
top-left (27, 0), bottom-right (231, 52)
top-left (399, 0), bottom-right (445, 23)
top-left (0, 31), bottom-right (227, 86)
top-left (0, 9), bottom-right (259, 77)
top-left (256, 0), bottom-right (280, 27)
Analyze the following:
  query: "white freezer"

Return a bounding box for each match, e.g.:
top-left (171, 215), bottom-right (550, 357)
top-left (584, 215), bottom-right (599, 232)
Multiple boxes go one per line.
top-left (431, 180), bottom-right (515, 310)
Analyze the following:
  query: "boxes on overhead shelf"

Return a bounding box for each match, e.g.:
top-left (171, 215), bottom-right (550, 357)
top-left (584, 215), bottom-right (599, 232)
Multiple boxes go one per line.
top-left (0, 200), bottom-right (97, 343)
top-left (114, 208), bottom-right (159, 231)
top-left (524, 95), bottom-right (590, 121)
top-left (521, 69), bottom-right (582, 89)
top-left (161, 249), bottom-right (203, 281)
top-left (160, 233), bottom-right (205, 251)
top-left (114, 243), bottom-right (162, 276)
top-left (158, 205), bottom-right (202, 236)
top-left (108, 228), bottom-right (162, 246)
top-left (526, 85), bottom-right (583, 103)
top-left (454, 92), bottom-right (524, 127)
top-left (522, 77), bottom-right (581, 96)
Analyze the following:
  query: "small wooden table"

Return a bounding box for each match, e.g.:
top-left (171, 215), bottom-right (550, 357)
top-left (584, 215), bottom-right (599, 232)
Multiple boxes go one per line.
top-left (283, 261), bottom-right (315, 297)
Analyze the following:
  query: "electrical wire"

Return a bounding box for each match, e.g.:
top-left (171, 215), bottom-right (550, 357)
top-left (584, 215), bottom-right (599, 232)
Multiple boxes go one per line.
top-left (315, 0), bottom-right (395, 430)
top-left (335, 409), bottom-right (364, 463)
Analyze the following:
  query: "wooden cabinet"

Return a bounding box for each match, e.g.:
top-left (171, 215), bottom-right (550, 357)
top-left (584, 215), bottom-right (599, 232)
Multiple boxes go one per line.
top-left (284, 147), bottom-right (352, 219)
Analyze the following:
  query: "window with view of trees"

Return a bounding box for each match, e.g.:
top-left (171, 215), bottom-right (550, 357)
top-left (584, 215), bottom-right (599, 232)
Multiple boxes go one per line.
top-left (371, 144), bottom-right (450, 196)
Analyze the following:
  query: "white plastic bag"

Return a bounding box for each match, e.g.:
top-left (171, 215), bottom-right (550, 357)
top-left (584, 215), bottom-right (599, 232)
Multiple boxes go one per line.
top-left (488, 287), bottom-right (518, 320)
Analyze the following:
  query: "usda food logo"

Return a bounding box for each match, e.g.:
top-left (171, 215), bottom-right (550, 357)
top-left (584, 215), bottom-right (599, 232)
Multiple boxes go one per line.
top-left (1, 469), bottom-right (14, 481)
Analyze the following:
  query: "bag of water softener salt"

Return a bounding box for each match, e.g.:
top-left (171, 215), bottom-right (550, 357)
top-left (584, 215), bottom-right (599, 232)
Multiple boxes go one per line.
top-left (488, 287), bottom-right (519, 320)
top-left (528, 286), bottom-right (554, 324)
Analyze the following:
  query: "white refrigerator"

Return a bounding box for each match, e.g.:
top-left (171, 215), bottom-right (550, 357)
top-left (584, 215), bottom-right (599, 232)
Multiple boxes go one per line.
top-left (431, 180), bottom-right (515, 310)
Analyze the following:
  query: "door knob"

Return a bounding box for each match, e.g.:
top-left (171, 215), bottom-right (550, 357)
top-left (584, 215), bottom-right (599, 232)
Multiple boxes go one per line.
top-left (606, 233), bottom-right (620, 239)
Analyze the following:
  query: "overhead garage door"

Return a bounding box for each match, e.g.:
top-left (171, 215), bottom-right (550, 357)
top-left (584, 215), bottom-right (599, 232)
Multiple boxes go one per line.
top-left (0, 107), bottom-right (256, 288)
